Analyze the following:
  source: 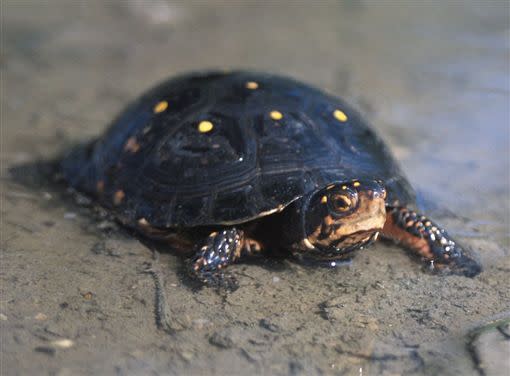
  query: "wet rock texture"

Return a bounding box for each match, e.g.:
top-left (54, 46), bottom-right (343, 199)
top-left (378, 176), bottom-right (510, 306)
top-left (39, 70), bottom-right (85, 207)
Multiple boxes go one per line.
top-left (1, 2), bottom-right (509, 375)
top-left (469, 318), bottom-right (510, 376)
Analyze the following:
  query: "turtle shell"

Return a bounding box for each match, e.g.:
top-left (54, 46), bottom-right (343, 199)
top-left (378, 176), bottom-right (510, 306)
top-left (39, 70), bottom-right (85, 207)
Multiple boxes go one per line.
top-left (62, 71), bottom-right (415, 228)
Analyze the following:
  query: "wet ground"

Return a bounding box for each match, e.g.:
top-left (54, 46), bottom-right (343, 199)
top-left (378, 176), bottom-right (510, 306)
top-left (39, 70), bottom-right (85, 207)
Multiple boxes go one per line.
top-left (1, 1), bottom-right (509, 375)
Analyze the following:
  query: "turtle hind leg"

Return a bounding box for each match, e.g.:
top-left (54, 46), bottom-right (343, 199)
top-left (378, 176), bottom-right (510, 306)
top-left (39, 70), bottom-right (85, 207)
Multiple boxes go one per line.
top-left (382, 206), bottom-right (482, 277)
top-left (189, 227), bottom-right (263, 289)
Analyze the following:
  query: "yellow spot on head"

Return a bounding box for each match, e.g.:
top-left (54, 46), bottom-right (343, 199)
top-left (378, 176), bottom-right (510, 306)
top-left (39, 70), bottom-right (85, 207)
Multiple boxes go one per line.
top-left (353, 181), bottom-right (360, 187)
top-left (333, 109), bottom-right (348, 122)
top-left (198, 120), bottom-right (214, 133)
top-left (321, 196), bottom-right (328, 204)
top-left (341, 185), bottom-right (347, 190)
top-left (153, 101), bottom-right (168, 114)
top-left (245, 81), bottom-right (258, 89)
top-left (270, 110), bottom-right (283, 120)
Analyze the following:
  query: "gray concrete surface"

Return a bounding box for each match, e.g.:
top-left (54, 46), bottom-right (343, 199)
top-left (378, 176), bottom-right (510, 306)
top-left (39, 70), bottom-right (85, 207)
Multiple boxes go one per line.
top-left (1, 1), bottom-right (509, 375)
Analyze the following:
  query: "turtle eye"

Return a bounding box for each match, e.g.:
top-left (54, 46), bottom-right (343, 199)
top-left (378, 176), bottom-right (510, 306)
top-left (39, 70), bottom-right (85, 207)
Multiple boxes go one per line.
top-left (329, 192), bottom-right (356, 214)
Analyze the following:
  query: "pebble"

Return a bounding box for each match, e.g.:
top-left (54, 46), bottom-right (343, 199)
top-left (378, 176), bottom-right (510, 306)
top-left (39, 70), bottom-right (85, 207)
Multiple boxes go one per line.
top-left (75, 194), bottom-right (92, 206)
top-left (35, 313), bottom-right (48, 321)
top-left (209, 331), bottom-right (234, 349)
top-left (192, 318), bottom-right (212, 330)
top-left (96, 221), bottom-right (116, 231)
top-left (469, 318), bottom-right (510, 376)
top-left (180, 351), bottom-right (194, 361)
top-left (63, 212), bottom-right (77, 220)
top-left (51, 339), bottom-right (74, 349)
top-left (82, 292), bottom-right (93, 300)
top-left (0, 313), bottom-right (7, 321)
top-left (259, 318), bottom-right (280, 333)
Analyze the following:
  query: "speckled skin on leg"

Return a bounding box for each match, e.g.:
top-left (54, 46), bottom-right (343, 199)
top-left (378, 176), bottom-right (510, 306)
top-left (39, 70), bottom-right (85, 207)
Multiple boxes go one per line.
top-left (383, 206), bottom-right (482, 277)
top-left (190, 228), bottom-right (264, 289)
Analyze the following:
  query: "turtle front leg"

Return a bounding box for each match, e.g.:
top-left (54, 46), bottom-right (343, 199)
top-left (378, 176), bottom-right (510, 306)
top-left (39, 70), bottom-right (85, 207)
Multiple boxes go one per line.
top-left (190, 228), bottom-right (263, 289)
top-left (382, 206), bottom-right (482, 277)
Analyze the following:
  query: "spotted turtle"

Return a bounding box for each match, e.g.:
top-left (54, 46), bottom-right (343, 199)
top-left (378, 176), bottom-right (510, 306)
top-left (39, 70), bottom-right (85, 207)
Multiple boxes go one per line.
top-left (62, 71), bottom-right (481, 287)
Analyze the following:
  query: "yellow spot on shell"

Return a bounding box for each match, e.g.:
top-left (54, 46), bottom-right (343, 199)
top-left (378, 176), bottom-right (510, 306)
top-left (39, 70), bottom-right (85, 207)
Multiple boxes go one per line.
top-left (270, 111), bottom-right (283, 120)
top-left (198, 121), bottom-right (214, 133)
top-left (321, 196), bottom-right (328, 204)
top-left (245, 81), bottom-right (258, 89)
top-left (333, 109), bottom-right (348, 122)
top-left (113, 190), bottom-right (125, 206)
top-left (353, 181), bottom-right (361, 187)
top-left (153, 101), bottom-right (168, 113)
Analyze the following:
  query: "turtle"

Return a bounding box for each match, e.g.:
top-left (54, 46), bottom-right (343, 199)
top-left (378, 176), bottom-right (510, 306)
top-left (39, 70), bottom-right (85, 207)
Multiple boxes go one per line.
top-left (61, 71), bottom-right (481, 288)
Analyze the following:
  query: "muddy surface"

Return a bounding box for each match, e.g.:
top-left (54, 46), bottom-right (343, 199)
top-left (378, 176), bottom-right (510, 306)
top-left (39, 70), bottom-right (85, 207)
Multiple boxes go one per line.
top-left (1, 2), bottom-right (509, 375)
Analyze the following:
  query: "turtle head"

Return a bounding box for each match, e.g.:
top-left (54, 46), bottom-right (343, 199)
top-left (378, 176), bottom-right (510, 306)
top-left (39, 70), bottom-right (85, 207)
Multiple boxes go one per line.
top-left (290, 180), bottom-right (387, 265)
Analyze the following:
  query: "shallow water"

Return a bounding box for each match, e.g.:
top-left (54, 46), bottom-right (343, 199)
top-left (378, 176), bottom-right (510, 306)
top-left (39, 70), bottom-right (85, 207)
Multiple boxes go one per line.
top-left (2, 2), bottom-right (509, 375)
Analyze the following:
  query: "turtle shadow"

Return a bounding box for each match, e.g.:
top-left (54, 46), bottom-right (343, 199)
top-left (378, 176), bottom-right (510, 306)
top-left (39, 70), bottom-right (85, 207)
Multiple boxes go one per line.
top-left (139, 236), bottom-right (289, 292)
top-left (7, 157), bottom-right (121, 236)
top-left (8, 158), bottom-right (61, 192)
top-left (7, 157), bottom-right (293, 293)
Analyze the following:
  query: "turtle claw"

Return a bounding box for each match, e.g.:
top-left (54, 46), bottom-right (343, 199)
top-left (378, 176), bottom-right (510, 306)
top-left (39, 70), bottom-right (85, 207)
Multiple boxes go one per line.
top-left (189, 228), bottom-right (244, 290)
top-left (428, 252), bottom-right (482, 278)
top-left (384, 206), bottom-right (483, 278)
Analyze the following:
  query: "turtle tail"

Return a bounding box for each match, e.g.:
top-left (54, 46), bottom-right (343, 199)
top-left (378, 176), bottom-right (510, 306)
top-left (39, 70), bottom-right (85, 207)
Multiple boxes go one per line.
top-left (60, 141), bottom-right (98, 194)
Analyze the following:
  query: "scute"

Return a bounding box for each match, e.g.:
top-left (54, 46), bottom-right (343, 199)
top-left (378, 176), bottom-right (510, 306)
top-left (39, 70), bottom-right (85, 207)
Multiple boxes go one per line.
top-left (62, 71), bottom-right (415, 228)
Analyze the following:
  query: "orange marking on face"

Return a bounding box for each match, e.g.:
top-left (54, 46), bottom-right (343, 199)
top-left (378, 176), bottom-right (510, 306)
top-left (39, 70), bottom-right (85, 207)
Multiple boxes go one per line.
top-left (307, 192), bottom-right (385, 249)
top-left (324, 215), bottom-right (334, 226)
top-left (113, 190), bottom-right (125, 206)
top-left (245, 81), bottom-right (258, 89)
top-left (353, 181), bottom-right (360, 187)
top-left (124, 137), bottom-right (140, 153)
